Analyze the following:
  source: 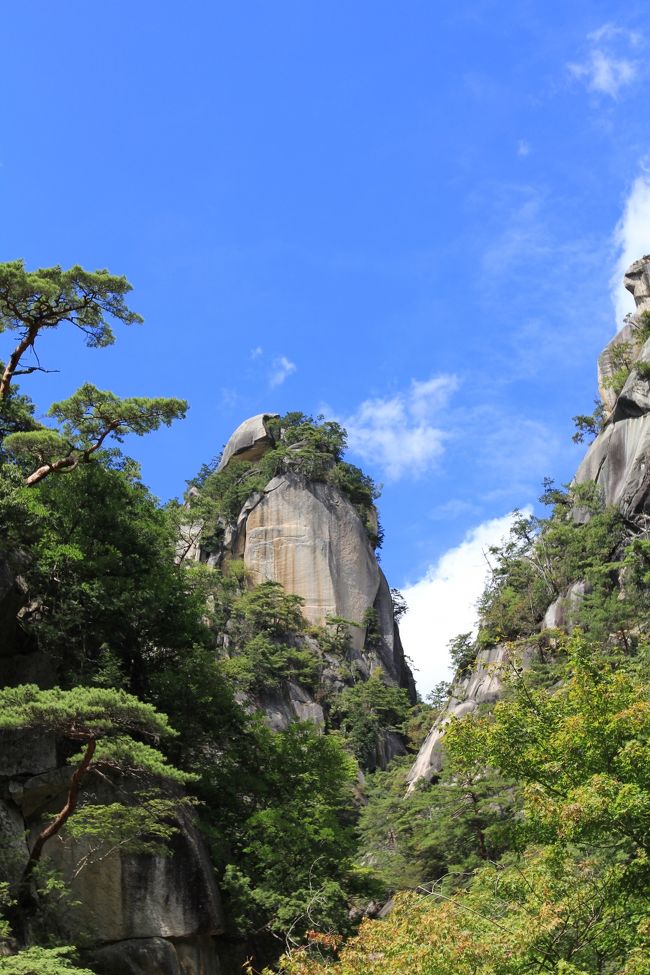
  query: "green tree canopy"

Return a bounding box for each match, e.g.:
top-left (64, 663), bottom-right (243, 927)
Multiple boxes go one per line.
top-left (0, 261), bottom-right (142, 400)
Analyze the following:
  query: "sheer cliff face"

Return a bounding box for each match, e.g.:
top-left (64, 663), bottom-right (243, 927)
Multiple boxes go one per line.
top-left (408, 257), bottom-right (650, 789)
top-left (203, 421), bottom-right (416, 703)
top-left (579, 262), bottom-right (650, 517)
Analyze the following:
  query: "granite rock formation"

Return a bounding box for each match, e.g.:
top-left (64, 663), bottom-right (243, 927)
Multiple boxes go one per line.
top-left (408, 256), bottom-right (650, 788)
top-left (193, 422), bottom-right (416, 729)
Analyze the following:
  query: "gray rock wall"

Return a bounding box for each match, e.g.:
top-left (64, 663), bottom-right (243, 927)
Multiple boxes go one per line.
top-left (408, 256), bottom-right (650, 788)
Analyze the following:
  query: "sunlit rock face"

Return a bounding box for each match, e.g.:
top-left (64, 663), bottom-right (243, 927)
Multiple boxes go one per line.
top-left (240, 474), bottom-right (379, 648)
top-left (216, 412), bottom-right (279, 472)
top-left (406, 643), bottom-right (535, 789)
top-left (209, 418), bottom-right (416, 699)
top-left (407, 257), bottom-right (650, 789)
top-left (577, 256), bottom-right (650, 518)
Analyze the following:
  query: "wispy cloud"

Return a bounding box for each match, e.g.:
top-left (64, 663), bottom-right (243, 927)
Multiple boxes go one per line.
top-left (517, 140), bottom-right (531, 157)
top-left (340, 374), bottom-right (459, 480)
top-left (611, 169), bottom-right (650, 326)
top-left (588, 24), bottom-right (642, 47)
top-left (568, 24), bottom-right (641, 98)
top-left (269, 355), bottom-right (297, 388)
top-left (250, 346), bottom-right (263, 359)
top-left (400, 511), bottom-right (527, 695)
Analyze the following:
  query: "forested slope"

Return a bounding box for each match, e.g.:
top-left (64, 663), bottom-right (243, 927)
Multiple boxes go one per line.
top-left (1, 257), bottom-right (650, 975)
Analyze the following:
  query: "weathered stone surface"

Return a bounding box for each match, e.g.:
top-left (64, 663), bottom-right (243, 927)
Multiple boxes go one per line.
top-left (260, 680), bottom-right (325, 732)
top-left (598, 321), bottom-right (639, 415)
top-left (542, 581), bottom-right (590, 631)
top-left (240, 474), bottom-right (380, 650)
top-left (9, 766), bottom-right (72, 819)
top-left (624, 255), bottom-right (650, 314)
top-left (615, 337), bottom-right (650, 420)
top-left (217, 413), bottom-right (278, 473)
top-left (0, 798), bottom-right (28, 886)
top-left (407, 642), bottom-right (534, 788)
top-left (88, 938), bottom-right (182, 975)
top-left (38, 796), bottom-right (224, 944)
top-left (89, 936), bottom-right (222, 975)
top-left (0, 553), bottom-right (29, 658)
top-left (371, 570), bottom-right (417, 698)
top-left (574, 412), bottom-right (650, 517)
top-left (0, 730), bottom-right (57, 780)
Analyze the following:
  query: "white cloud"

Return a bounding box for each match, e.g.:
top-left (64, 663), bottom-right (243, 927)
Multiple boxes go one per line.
top-left (399, 511), bottom-right (528, 697)
top-left (341, 374), bottom-right (458, 480)
top-left (611, 171), bottom-right (650, 326)
top-left (588, 24), bottom-right (642, 47)
top-left (569, 50), bottom-right (637, 97)
top-left (269, 355), bottom-right (297, 388)
top-left (568, 24), bottom-right (641, 98)
top-left (517, 140), bottom-right (531, 157)
top-left (250, 346), bottom-right (263, 359)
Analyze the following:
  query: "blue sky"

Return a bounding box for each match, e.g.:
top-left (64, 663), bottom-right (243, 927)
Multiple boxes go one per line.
top-left (3, 1), bottom-right (650, 692)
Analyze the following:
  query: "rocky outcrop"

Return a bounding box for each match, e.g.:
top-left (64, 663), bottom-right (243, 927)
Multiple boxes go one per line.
top-left (217, 413), bottom-right (279, 472)
top-left (406, 642), bottom-right (534, 788)
top-left (89, 936), bottom-right (223, 975)
top-left (577, 257), bottom-right (650, 519)
top-left (237, 473), bottom-right (413, 691)
top-left (408, 257), bottom-right (650, 788)
top-left (0, 756), bottom-right (224, 972)
top-left (197, 427), bottom-right (416, 707)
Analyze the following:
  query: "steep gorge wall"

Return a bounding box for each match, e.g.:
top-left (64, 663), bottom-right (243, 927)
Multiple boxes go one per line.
top-left (408, 256), bottom-right (650, 788)
top-left (0, 411), bottom-right (415, 974)
top-left (191, 416), bottom-right (416, 719)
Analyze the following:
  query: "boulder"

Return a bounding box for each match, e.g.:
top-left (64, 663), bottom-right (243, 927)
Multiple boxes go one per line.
top-left (0, 730), bottom-right (57, 780)
top-left (217, 413), bottom-right (278, 473)
top-left (88, 937), bottom-right (222, 975)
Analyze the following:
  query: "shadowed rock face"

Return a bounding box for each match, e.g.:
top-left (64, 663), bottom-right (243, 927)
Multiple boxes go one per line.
top-left (40, 801), bottom-right (224, 944)
top-left (88, 936), bottom-right (222, 975)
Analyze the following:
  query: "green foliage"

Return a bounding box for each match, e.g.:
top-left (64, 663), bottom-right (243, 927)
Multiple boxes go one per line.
top-left (6, 460), bottom-right (209, 685)
top-left (222, 581), bottom-right (322, 692)
top-left (189, 411), bottom-right (382, 548)
top-left (5, 384), bottom-right (186, 485)
top-left (221, 722), bottom-right (359, 941)
top-left (635, 359), bottom-right (650, 380)
top-left (633, 308), bottom-right (650, 343)
top-left (571, 399), bottom-right (605, 444)
top-left (0, 683), bottom-right (174, 739)
top-left (357, 726), bottom-right (516, 893)
top-left (477, 486), bottom-right (626, 646)
top-left (64, 794), bottom-right (195, 859)
top-left (447, 632), bottom-right (476, 677)
top-left (0, 946), bottom-right (96, 974)
top-left (276, 636), bottom-right (650, 975)
top-left (0, 261), bottom-right (142, 398)
top-left (330, 671), bottom-right (411, 769)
